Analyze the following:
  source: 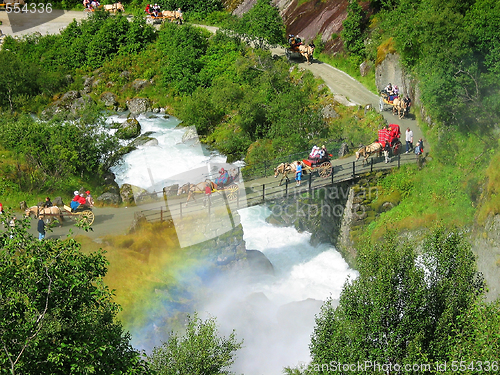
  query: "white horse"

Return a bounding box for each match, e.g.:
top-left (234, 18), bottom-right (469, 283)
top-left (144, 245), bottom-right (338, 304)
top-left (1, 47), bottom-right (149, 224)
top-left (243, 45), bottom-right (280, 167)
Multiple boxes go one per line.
top-left (25, 205), bottom-right (63, 226)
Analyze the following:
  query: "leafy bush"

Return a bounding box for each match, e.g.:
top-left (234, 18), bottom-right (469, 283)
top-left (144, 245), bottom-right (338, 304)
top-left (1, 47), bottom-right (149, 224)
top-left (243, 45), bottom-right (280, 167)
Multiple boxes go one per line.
top-left (148, 313), bottom-right (242, 375)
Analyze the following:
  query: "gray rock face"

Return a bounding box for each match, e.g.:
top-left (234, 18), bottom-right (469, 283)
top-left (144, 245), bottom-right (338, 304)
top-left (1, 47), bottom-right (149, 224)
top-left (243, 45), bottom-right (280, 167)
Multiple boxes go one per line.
top-left (116, 118), bottom-right (141, 140)
top-left (119, 70), bottom-right (131, 80)
top-left (100, 92), bottom-right (118, 107)
top-left (375, 52), bottom-right (413, 97)
top-left (360, 60), bottom-right (371, 77)
top-left (246, 249), bottom-right (275, 276)
top-left (129, 134), bottom-right (158, 147)
top-left (126, 98), bottom-right (150, 114)
top-left (96, 192), bottom-right (121, 205)
top-left (131, 79), bottom-right (150, 91)
top-left (338, 142), bottom-right (349, 157)
top-left (60, 90), bottom-right (80, 102)
top-left (322, 103), bottom-right (340, 119)
top-left (70, 95), bottom-right (94, 114)
top-left (121, 184), bottom-right (149, 204)
top-left (181, 127), bottom-right (199, 142)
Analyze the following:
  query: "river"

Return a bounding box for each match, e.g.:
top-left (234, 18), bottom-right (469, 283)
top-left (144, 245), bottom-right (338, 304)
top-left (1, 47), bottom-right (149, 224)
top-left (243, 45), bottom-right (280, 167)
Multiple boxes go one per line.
top-left (109, 113), bottom-right (357, 374)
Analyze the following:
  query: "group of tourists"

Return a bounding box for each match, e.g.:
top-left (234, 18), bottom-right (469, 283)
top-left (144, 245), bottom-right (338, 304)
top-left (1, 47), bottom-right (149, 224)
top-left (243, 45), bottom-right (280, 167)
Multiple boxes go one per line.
top-left (83, 0), bottom-right (100, 10)
top-left (70, 190), bottom-right (94, 212)
top-left (405, 127), bottom-right (424, 156)
top-left (308, 145), bottom-right (329, 163)
top-left (288, 34), bottom-right (315, 50)
top-left (145, 3), bottom-right (161, 16)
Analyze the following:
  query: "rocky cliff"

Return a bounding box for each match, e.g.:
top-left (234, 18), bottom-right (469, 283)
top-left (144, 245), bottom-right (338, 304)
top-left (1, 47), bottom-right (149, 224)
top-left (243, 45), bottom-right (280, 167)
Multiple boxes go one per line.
top-left (232, 0), bottom-right (349, 52)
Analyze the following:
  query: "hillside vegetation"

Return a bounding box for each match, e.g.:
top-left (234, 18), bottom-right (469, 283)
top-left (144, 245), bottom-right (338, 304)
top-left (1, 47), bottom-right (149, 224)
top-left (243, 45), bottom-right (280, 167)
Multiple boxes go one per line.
top-left (1, 0), bottom-right (500, 373)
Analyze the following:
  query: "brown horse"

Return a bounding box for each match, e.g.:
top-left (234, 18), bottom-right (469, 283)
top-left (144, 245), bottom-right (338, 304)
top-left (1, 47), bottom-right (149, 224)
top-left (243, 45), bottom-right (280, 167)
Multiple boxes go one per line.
top-left (392, 97), bottom-right (406, 119)
top-left (161, 10), bottom-right (183, 23)
top-left (274, 161), bottom-right (305, 186)
top-left (25, 206), bottom-right (63, 226)
top-left (178, 180), bottom-right (217, 205)
top-left (103, 2), bottom-right (124, 13)
top-left (298, 44), bottom-right (314, 64)
top-left (355, 142), bottom-right (382, 165)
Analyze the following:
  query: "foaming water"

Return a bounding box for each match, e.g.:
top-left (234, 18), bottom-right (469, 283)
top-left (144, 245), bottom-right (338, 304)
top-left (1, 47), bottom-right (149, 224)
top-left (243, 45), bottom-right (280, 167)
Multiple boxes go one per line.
top-left (107, 114), bottom-right (357, 373)
top-left (239, 205), bottom-right (356, 303)
top-left (107, 113), bottom-right (226, 190)
top-left (199, 206), bottom-right (358, 374)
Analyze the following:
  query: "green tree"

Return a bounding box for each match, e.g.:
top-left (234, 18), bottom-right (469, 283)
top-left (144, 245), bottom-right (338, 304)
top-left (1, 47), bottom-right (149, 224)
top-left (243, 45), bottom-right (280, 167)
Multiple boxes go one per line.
top-left (0, 216), bottom-right (148, 375)
top-left (148, 313), bottom-right (243, 375)
top-left (341, 0), bottom-right (367, 57)
top-left (309, 229), bottom-right (486, 371)
top-left (231, 0), bottom-right (285, 49)
top-left (0, 51), bottom-right (39, 112)
top-left (158, 23), bottom-right (209, 94)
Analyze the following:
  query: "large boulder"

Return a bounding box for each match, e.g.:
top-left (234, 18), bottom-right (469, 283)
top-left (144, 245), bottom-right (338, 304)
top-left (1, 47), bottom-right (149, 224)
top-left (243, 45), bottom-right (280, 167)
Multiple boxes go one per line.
top-left (338, 142), bottom-right (349, 157)
top-left (82, 76), bottom-right (93, 93)
top-left (181, 127), bottom-right (199, 142)
top-left (100, 91), bottom-right (118, 107)
top-left (322, 103), bottom-right (340, 119)
top-left (116, 118), bottom-right (141, 140)
top-left (131, 79), bottom-right (150, 91)
top-left (70, 94), bottom-right (94, 114)
top-left (126, 98), bottom-right (150, 114)
top-left (129, 132), bottom-right (158, 147)
top-left (246, 249), bottom-right (275, 276)
top-left (96, 192), bottom-right (121, 205)
top-left (120, 183), bottom-right (149, 204)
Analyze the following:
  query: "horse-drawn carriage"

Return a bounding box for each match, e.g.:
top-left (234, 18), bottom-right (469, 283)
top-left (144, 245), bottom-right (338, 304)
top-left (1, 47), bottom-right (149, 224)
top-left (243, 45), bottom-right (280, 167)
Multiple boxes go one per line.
top-left (177, 168), bottom-right (240, 205)
top-left (146, 10), bottom-right (183, 24)
top-left (274, 154), bottom-right (332, 185)
top-left (25, 205), bottom-right (95, 226)
top-left (355, 123), bottom-right (402, 165)
top-left (379, 92), bottom-right (410, 119)
top-left (379, 123), bottom-right (402, 156)
top-left (285, 36), bottom-right (315, 64)
top-left (301, 157), bottom-right (332, 178)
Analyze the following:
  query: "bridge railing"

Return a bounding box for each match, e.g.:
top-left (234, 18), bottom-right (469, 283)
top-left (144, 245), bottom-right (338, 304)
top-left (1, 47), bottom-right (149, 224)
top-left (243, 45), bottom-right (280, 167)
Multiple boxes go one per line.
top-left (241, 143), bottom-right (342, 180)
top-left (136, 152), bottom-right (411, 223)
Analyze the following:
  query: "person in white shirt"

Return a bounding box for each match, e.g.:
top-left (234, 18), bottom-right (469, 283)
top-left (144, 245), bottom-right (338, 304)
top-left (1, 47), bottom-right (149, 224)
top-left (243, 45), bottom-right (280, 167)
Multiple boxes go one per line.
top-left (405, 127), bottom-right (413, 153)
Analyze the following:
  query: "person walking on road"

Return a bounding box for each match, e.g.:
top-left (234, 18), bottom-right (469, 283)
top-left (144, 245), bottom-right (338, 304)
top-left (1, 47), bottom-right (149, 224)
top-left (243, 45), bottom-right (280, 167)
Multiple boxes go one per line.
top-left (383, 141), bottom-right (391, 163)
top-left (405, 127), bottom-right (413, 153)
top-left (38, 216), bottom-right (45, 241)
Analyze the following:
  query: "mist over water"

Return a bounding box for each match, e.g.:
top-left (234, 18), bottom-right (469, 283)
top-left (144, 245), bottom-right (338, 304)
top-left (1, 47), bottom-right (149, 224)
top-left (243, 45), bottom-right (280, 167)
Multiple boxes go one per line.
top-left (199, 206), bottom-right (358, 374)
top-left (108, 114), bottom-right (357, 373)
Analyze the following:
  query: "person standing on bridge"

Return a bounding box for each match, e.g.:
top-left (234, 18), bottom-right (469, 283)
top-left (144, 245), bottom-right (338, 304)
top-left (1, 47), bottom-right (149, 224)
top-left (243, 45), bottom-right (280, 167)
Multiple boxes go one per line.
top-left (203, 183), bottom-right (212, 207)
top-left (295, 162), bottom-right (303, 186)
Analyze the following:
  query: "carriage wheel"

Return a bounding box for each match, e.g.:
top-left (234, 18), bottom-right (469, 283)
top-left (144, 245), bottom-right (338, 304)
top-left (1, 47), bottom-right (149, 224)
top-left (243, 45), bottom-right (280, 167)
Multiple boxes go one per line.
top-left (319, 162), bottom-right (332, 178)
top-left (79, 210), bottom-right (95, 226)
top-left (225, 184), bottom-right (239, 201)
